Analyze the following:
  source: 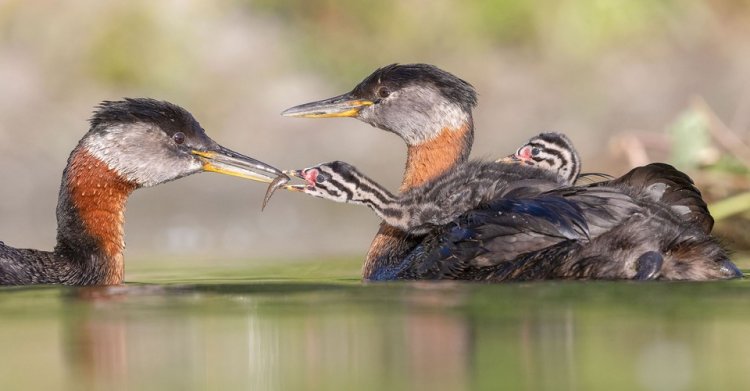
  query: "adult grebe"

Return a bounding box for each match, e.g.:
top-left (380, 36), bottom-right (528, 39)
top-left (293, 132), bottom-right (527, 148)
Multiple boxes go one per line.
top-left (280, 64), bottom-right (740, 281)
top-left (0, 98), bottom-right (286, 285)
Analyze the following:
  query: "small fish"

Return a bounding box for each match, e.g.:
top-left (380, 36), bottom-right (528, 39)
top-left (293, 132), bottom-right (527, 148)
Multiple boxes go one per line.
top-left (262, 174), bottom-right (290, 210)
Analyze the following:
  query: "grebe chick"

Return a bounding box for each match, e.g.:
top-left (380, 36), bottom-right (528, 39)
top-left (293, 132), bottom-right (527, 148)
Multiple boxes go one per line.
top-left (281, 160), bottom-right (564, 235)
top-left (0, 98), bottom-right (286, 286)
top-left (268, 132), bottom-right (580, 230)
top-left (499, 132), bottom-right (581, 186)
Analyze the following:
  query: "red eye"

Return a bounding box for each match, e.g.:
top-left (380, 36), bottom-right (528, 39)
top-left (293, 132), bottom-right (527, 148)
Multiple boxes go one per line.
top-left (173, 132), bottom-right (185, 145)
top-left (377, 86), bottom-right (390, 99)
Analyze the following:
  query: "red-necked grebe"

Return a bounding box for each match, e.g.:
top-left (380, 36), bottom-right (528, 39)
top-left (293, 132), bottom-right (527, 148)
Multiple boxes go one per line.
top-left (0, 98), bottom-right (286, 286)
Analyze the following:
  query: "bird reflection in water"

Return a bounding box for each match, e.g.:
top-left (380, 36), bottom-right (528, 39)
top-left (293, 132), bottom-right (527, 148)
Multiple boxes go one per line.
top-left (58, 283), bottom-right (589, 389)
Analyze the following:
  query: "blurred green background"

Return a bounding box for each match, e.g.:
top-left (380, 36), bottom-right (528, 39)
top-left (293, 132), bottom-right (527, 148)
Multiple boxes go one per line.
top-left (0, 0), bottom-right (748, 269)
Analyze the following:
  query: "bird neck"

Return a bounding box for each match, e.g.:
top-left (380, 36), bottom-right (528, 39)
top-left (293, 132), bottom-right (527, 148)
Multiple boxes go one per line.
top-left (347, 172), bottom-right (397, 208)
top-left (400, 120), bottom-right (473, 191)
top-left (54, 146), bottom-right (137, 285)
top-left (363, 119), bottom-right (474, 280)
top-left (338, 169), bottom-right (419, 231)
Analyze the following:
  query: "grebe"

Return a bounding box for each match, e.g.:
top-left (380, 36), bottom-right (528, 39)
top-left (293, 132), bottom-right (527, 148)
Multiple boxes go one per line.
top-left (500, 132), bottom-right (581, 185)
top-left (0, 98), bottom-right (286, 286)
top-left (277, 160), bottom-right (730, 280)
top-left (280, 64), bottom-right (740, 281)
top-left (267, 132), bottom-right (581, 233)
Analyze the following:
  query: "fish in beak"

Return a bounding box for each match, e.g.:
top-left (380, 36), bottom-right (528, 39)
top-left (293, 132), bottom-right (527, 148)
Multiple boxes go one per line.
top-left (261, 169), bottom-right (315, 210)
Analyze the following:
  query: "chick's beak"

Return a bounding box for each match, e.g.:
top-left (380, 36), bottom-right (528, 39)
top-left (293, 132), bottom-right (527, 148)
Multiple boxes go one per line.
top-left (281, 92), bottom-right (373, 118)
top-left (283, 169), bottom-right (305, 179)
top-left (192, 145), bottom-right (286, 183)
top-left (497, 154), bottom-right (522, 164)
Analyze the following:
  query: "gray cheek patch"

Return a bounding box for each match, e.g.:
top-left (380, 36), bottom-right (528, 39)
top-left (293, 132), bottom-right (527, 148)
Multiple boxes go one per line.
top-left (361, 86), bottom-right (469, 146)
top-left (83, 123), bottom-right (202, 187)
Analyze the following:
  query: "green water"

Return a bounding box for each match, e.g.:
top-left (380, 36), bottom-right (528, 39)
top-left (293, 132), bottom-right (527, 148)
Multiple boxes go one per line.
top-left (2, 260), bottom-right (750, 391)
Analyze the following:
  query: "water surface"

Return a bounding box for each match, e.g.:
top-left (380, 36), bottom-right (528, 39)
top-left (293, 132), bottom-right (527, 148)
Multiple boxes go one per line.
top-left (1, 260), bottom-right (749, 391)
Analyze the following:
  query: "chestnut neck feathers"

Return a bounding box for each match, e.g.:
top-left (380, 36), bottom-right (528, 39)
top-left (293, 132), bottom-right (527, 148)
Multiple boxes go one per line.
top-left (0, 99), bottom-right (208, 285)
top-left (402, 121), bottom-right (474, 191)
top-left (280, 64), bottom-right (480, 277)
top-left (53, 146), bottom-right (137, 284)
top-left (355, 66), bottom-right (477, 275)
top-left (341, 66), bottom-right (476, 276)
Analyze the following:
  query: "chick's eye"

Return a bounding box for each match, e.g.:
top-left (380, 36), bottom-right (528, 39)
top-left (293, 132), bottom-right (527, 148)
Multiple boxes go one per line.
top-left (173, 132), bottom-right (186, 145)
top-left (377, 86), bottom-right (390, 99)
top-left (531, 147), bottom-right (540, 156)
top-left (316, 172), bottom-right (330, 184)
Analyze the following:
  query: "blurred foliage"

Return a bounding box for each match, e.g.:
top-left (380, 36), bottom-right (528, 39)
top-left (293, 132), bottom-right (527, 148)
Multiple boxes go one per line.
top-left (663, 101), bottom-right (750, 249)
top-left (711, 192), bottom-right (750, 221)
top-left (245, 0), bottom-right (750, 80)
top-left (88, 5), bottom-right (160, 86)
top-left (0, 1), bottom-right (196, 92)
top-left (86, 3), bottom-right (193, 91)
top-left (668, 109), bottom-right (712, 170)
top-left (3, 0), bottom-right (749, 93)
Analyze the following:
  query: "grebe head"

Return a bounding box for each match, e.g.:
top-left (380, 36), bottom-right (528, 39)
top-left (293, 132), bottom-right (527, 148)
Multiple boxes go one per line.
top-left (500, 132), bottom-right (581, 185)
top-left (83, 98), bottom-right (284, 187)
top-left (282, 161), bottom-right (355, 203)
top-left (281, 64), bottom-right (477, 146)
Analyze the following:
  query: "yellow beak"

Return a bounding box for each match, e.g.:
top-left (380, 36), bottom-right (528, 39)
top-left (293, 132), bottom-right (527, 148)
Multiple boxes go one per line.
top-left (192, 146), bottom-right (286, 183)
top-left (281, 92), bottom-right (373, 118)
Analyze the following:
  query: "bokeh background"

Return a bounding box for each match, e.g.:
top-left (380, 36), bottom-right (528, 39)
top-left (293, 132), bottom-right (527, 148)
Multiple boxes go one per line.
top-left (0, 0), bottom-right (748, 272)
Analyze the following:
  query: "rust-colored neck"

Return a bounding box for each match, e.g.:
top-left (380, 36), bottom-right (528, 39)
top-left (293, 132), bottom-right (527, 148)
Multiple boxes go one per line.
top-left (56, 148), bottom-right (137, 285)
top-left (363, 122), bottom-right (473, 279)
top-left (399, 124), bottom-right (473, 191)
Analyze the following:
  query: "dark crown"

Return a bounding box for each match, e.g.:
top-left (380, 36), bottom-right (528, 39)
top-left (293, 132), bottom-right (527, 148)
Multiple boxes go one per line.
top-left (354, 64), bottom-right (478, 111)
top-left (90, 98), bottom-right (202, 137)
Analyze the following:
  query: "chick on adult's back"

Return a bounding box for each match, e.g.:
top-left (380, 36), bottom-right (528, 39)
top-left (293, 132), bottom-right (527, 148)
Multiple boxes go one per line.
top-left (280, 63), bottom-right (740, 281)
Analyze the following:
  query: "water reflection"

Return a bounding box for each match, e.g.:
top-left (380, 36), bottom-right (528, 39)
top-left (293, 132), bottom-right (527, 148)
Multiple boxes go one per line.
top-left (59, 283), bottom-right (478, 390)
top-left (2, 280), bottom-right (750, 390)
top-left (67, 314), bottom-right (128, 389)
